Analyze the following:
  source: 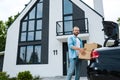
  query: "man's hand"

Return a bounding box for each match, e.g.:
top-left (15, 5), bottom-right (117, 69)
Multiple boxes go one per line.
top-left (71, 46), bottom-right (86, 55)
top-left (79, 48), bottom-right (86, 55)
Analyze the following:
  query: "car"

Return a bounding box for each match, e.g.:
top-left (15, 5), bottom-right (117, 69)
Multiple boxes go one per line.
top-left (87, 21), bottom-right (120, 80)
top-left (87, 46), bottom-right (120, 80)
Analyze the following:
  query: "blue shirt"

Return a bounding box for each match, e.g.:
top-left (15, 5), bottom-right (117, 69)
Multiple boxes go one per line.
top-left (67, 35), bottom-right (83, 59)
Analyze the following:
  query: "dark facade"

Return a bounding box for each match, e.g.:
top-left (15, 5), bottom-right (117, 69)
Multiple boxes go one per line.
top-left (0, 55), bottom-right (4, 71)
top-left (17, 0), bottom-right (49, 65)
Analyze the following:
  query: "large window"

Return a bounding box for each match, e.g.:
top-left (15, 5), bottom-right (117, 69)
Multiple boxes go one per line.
top-left (17, 0), bottom-right (43, 64)
top-left (64, 0), bottom-right (73, 15)
top-left (18, 45), bottom-right (41, 64)
top-left (63, 0), bottom-right (73, 35)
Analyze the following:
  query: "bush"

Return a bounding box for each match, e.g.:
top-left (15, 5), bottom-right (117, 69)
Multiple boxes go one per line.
top-left (17, 71), bottom-right (33, 80)
top-left (0, 72), bottom-right (9, 80)
top-left (33, 75), bottom-right (41, 80)
top-left (0, 71), bottom-right (41, 80)
top-left (9, 77), bottom-right (17, 80)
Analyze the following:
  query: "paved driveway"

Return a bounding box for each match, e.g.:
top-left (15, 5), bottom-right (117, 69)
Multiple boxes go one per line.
top-left (42, 76), bottom-right (88, 80)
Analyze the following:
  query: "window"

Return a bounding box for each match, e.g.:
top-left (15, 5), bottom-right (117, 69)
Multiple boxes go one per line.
top-left (28, 20), bottom-right (35, 31)
top-left (63, 0), bottom-right (73, 34)
top-left (64, 0), bottom-right (73, 15)
top-left (37, 3), bottom-right (43, 18)
top-left (17, 0), bottom-right (44, 64)
top-left (39, 0), bottom-right (43, 2)
top-left (21, 33), bottom-right (26, 41)
top-left (18, 45), bottom-right (41, 64)
top-left (19, 46), bottom-right (26, 63)
top-left (37, 20), bottom-right (42, 30)
top-left (35, 31), bottom-right (42, 40)
top-left (35, 45), bottom-right (41, 63)
top-left (19, 2), bottom-right (43, 42)
top-left (29, 7), bottom-right (35, 19)
top-left (64, 16), bottom-right (73, 34)
top-left (22, 22), bottom-right (27, 31)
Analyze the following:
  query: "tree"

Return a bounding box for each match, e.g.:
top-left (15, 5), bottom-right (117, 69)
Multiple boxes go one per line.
top-left (0, 13), bottom-right (19, 51)
top-left (117, 17), bottom-right (120, 26)
top-left (0, 20), bottom-right (6, 51)
top-left (5, 13), bottom-right (19, 28)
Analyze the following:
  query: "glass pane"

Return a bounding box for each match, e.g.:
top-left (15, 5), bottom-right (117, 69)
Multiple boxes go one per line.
top-left (19, 47), bottom-right (26, 63)
top-left (64, 16), bottom-right (72, 20)
top-left (35, 31), bottom-right (42, 40)
top-left (26, 46), bottom-right (33, 63)
top-left (29, 7), bottom-right (35, 19)
top-left (28, 32), bottom-right (34, 41)
top-left (35, 45), bottom-right (41, 63)
top-left (39, 0), bottom-right (43, 2)
top-left (64, 21), bottom-right (73, 32)
top-left (22, 22), bottom-right (27, 31)
top-left (64, 0), bottom-right (73, 14)
top-left (37, 3), bottom-right (43, 18)
top-left (64, 16), bottom-right (73, 34)
top-left (37, 20), bottom-right (42, 30)
top-left (21, 32), bottom-right (26, 41)
top-left (28, 20), bottom-right (35, 31)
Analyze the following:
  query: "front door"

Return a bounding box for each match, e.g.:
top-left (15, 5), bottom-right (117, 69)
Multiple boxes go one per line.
top-left (63, 42), bottom-right (87, 76)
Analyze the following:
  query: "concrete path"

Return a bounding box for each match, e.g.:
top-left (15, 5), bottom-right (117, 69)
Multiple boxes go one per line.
top-left (42, 76), bottom-right (88, 80)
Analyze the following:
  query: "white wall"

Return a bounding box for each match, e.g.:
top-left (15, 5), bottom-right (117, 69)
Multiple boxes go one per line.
top-left (71, 0), bottom-right (105, 45)
top-left (93, 0), bottom-right (104, 17)
top-left (3, 0), bottom-right (63, 77)
top-left (48, 0), bottom-right (63, 77)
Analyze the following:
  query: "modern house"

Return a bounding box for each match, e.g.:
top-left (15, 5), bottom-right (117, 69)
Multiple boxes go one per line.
top-left (3, 0), bottom-right (105, 77)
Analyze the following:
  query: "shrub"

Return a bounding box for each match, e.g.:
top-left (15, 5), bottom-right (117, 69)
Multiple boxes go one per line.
top-left (9, 77), bottom-right (17, 80)
top-left (17, 71), bottom-right (33, 80)
top-left (33, 75), bottom-right (41, 80)
top-left (0, 72), bottom-right (9, 80)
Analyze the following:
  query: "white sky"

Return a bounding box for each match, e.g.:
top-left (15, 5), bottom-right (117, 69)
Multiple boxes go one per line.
top-left (0, 0), bottom-right (120, 23)
top-left (103, 0), bottom-right (120, 22)
top-left (0, 0), bottom-right (30, 21)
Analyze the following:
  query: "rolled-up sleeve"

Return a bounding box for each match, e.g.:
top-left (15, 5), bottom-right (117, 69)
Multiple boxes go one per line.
top-left (68, 37), bottom-right (74, 49)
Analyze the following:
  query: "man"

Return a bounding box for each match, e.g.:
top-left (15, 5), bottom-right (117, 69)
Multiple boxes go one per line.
top-left (66, 26), bottom-right (85, 80)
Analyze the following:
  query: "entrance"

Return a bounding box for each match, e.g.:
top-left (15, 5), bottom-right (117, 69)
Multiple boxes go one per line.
top-left (63, 42), bottom-right (87, 76)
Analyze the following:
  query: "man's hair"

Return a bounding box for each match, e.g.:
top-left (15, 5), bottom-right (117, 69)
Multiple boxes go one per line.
top-left (73, 26), bottom-right (79, 30)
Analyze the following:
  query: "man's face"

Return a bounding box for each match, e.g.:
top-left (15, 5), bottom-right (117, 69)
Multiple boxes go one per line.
top-left (73, 27), bottom-right (80, 36)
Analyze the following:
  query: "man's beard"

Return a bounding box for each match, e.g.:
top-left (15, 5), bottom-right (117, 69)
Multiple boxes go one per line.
top-left (74, 33), bottom-right (79, 36)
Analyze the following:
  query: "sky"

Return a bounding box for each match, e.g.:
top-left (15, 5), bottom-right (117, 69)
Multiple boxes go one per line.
top-left (0, 0), bottom-right (120, 23)
top-left (103, 0), bottom-right (120, 22)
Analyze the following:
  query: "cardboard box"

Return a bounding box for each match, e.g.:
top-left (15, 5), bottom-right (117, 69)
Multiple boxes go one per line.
top-left (79, 43), bottom-right (102, 60)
